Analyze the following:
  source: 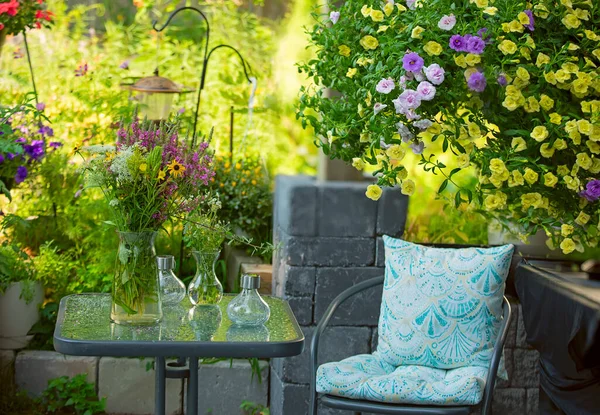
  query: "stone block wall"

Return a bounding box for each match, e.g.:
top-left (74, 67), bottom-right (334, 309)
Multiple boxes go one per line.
top-left (270, 175), bottom-right (540, 415)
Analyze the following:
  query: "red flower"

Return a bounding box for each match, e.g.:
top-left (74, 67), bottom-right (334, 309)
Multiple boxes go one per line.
top-left (0, 23), bottom-right (4, 31)
top-left (35, 10), bottom-right (53, 22)
top-left (0, 0), bottom-right (19, 17)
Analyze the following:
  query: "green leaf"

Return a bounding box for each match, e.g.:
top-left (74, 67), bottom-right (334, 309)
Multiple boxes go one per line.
top-left (438, 179), bottom-right (449, 194)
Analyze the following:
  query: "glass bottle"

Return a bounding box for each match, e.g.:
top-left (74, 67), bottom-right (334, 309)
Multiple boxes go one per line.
top-left (227, 274), bottom-right (270, 326)
top-left (156, 255), bottom-right (186, 305)
top-left (111, 231), bottom-right (162, 325)
top-left (188, 250), bottom-right (223, 305)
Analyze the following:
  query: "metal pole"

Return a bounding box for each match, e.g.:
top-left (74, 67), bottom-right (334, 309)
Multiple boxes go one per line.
top-left (229, 106), bottom-right (234, 161)
top-left (186, 357), bottom-right (199, 415)
top-left (155, 356), bottom-right (166, 415)
top-left (22, 32), bottom-right (39, 107)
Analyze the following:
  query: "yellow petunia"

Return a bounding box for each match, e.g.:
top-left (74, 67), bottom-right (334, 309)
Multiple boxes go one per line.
top-left (411, 26), bottom-right (425, 39)
top-left (553, 139), bottom-right (567, 150)
top-left (531, 126), bottom-right (549, 142)
top-left (454, 55), bottom-right (467, 68)
top-left (586, 141), bottom-right (600, 154)
top-left (457, 154), bottom-right (470, 169)
top-left (465, 54), bottom-right (481, 66)
top-left (139, 163), bottom-right (148, 173)
top-left (401, 179), bottom-right (416, 196)
top-left (518, 11), bottom-right (531, 26)
top-left (346, 68), bottom-right (358, 78)
top-left (370, 9), bottom-right (384, 22)
top-left (560, 238), bottom-right (576, 254)
top-left (338, 45), bottom-right (351, 57)
top-left (498, 40), bottom-right (517, 55)
top-left (539, 95), bottom-right (554, 111)
top-left (521, 192), bottom-right (543, 210)
top-left (575, 211), bottom-right (590, 226)
top-left (540, 143), bottom-right (555, 158)
top-left (366, 184), bottom-right (382, 201)
top-left (387, 145), bottom-right (406, 161)
top-left (423, 41), bottom-right (443, 56)
top-left (561, 224), bottom-right (574, 237)
top-left (157, 170), bottom-right (166, 181)
top-left (577, 119), bottom-right (592, 135)
top-left (360, 35), bottom-right (379, 50)
top-left (352, 158), bottom-right (365, 170)
top-left (383, 2), bottom-right (394, 16)
top-left (562, 14), bottom-right (580, 29)
top-left (356, 57), bottom-right (374, 67)
top-left (524, 168), bottom-right (539, 185)
top-left (361, 5), bottom-right (372, 17)
top-left (524, 96), bottom-right (540, 113)
top-left (508, 20), bottom-right (524, 33)
top-left (576, 153), bottom-right (592, 170)
top-left (544, 72), bottom-right (557, 85)
top-left (508, 170), bottom-right (525, 187)
top-left (536, 53), bottom-right (550, 67)
top-left (511, 137), bottom-right (527, 152)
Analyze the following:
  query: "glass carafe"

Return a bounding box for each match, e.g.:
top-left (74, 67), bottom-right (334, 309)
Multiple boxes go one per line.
top-left (156, 255), bottom-right (186, 305)
top-left (188, 250), bottom-right (223, 305)
top-left (227, 274), bottom-right (270, 326)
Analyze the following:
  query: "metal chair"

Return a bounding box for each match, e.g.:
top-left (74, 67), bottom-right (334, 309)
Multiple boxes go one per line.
top-left (309, 275), bottom-right (513, 415)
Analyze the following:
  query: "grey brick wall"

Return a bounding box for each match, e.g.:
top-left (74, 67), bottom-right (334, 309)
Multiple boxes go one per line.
top-left (270, 175), bottom-right (540, 415)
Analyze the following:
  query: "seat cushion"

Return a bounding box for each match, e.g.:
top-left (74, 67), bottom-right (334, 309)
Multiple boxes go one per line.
top-left (317, 353), bottom-right (488, 405)
top-left (378, 237), bottom-right (514, 370)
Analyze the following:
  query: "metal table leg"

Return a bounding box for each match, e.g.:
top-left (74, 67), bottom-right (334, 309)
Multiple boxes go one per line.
top-left (155, 356), bottom-right (166, 415)
top-left (187, 357), bottom-right (199, 415)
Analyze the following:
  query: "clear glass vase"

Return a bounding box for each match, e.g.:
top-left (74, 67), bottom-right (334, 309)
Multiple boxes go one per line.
top-left (111, 231), bottom-right (162, 325)
top-left (188, 250), bottom-right (223, 305)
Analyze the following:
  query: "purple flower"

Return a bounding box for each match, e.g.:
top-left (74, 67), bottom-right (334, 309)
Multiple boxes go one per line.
top-left (414, 119), bottom-right (433, 130)
top-left (438, 15), bottom-right (456, 31)
top-left (177, 108), bottom-right (185, 114)
top-left (416, 81), bottom-right (436, 101)
top-left (24, 140), bottom-right (45, 160)
top-left (373, 103), bottom-right (388, 115)
top-left (14, 166), bottom-right (27, 184)
top-left (6, 153), bottom-right (16, 161)
top-left (0, 154), bottom-right (4, 164)
top-left (393, 89), bottom-right (422, 113)
top-left (49, 142), bottom-right (63, 149)
top-left (329, 11), bottom-right (340, 24)
top-left (14, 137), bottom-right (26, 144)
top-left (119, 60), bottom-right (130, 70)
top-left (467, 72), bottom-right (487, 92)
top-left (410, 141), bottom-right (425, 154)
top-left (376, 78), bottom-right (395, 94)
top-left (402, 52), bottom-right (424, 72)
top-left (497, 74), bottom-right (508, 87)
top-left (449, 35), bottom-right (466, 52)
top-left (424, 64), bottom-right (446, 85)
top-left (38, 125), bottom-right (54, 137)
top-left (406, 0), bottom-right (416, 9)
top-left (524, 10), bottom-right (535, 31)
top-left (466, 36), bottom-right (486, 55)
top-left (74, 189), bottom-right (82, 199)
top-left (36, 102), bottom-right (46, 111)
top-left (580, 180), bottom-right (600, 201)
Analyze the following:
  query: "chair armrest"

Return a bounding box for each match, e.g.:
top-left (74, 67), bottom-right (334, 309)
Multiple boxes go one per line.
top-left (309, 275), bottom-right (384, 415)
top-left (480, 296), bottom-right (512, 415)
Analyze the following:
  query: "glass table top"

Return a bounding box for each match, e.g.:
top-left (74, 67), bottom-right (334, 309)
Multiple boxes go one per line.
top-left (54, 294), bottom-right (304, 358)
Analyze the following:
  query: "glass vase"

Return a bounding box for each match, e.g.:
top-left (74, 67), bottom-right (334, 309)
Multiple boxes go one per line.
top-left (111, 231), bottom-right (162, 325)
top-left (188, 250), bottom-right (223, 305)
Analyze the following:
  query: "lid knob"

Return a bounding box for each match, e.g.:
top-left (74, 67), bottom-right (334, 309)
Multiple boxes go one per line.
top-left (241, 274), bottom-right (260, 290)
top-left (156, 255), bottom-right (175, 270)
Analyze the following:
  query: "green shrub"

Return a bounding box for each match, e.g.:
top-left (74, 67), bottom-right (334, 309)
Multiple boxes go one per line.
top-left (38, 374), bottom-right (106, 415)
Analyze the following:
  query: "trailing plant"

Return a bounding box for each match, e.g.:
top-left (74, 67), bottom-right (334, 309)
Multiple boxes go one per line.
top-left (0, 0), bottom-right (53, 36)
top-left (0, 240), bottom-right (36, 301)
top-left (38, 374), bottom-right (106, 415)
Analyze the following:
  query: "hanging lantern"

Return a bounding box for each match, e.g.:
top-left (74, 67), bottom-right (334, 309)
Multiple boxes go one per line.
top-left (123, 75), bottom-right (193, 121)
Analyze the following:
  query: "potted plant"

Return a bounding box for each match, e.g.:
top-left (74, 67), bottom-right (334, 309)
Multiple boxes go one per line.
top-left (298, 0), bottom-right (600, 255)
top-left (0, 242), bottom-right (43, 350)
top-left (0, 0), bottom-right (53, 55)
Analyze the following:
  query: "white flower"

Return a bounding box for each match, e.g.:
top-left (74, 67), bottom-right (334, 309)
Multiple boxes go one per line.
top-left (83, 144), bottom-right (116, 154)
top-left (414, 70), bottom-right (425, 82)
top-left (375, 78), bottom-right (395, 94)
top-left (396, 122), bottom-right (414, 142)
top-left (393, 89), bottom-right (422, 113)
top-left (417, 81), bottom-right (436, 101)
top-left (413, 119), bottom-right (433, 130)
top-left (438, 15), bottom-right (457, 31)
top-left (374, 103), bottom-right (388, 114)
top-left (406, 0), bottom-right (417, 10)
top-left (424, 64), bottom-right (446, 85)
top-left (110, 145), bottom-right (135, 182)
top-left (329, 11), bottom-right (340, 24)
top-left (109, 199), bottom-right (120, 207)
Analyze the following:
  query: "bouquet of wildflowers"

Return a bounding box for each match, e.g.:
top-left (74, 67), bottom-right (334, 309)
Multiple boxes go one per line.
top-left (0, 0), bottom-right (53, 35)
top-left (0, 100), bottom-right (59, 200)
top-left (299, 0), bottom-right (600, 254)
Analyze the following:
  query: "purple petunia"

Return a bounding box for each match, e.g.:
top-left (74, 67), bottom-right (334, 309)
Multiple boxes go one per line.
top-left (424, 64), bottom-right (446, 85)
top-left (402, 52), bottom-right (424, 73)
top-left (376, 78), bottom-right (396, 94)
top-left (0, 154), bottom-right (4, 164)
top-left (467, 72), bottom-right (487, 92)
top-left (416, 81), bottom-right (436, 101)
top-left (49, 142), bottom-right (63, 149)
top-left (497, 74), bottom-right (508, 87)
top-left (14, 137), bottom-right (26, 144)
top-left (410, 141), bottom-right (425, 154)
top-left (524, 10), bottom-right (535, 31)
top-left (119, 60), bottom-right (130, 70)
top-left (329, 11), bottom-right (340, 24)
top-left (14, 166), bottom-right (27, 184)
top-left (36, 102), bottom-right (46, 111)
top-left (466, 36), bottom-right (486, 55)
top-left (6, 153), bottom-right (16, 161)
top-left (38, 125), bottom-right (54, 137)
top-left (449, 35), bottom-right (466, 52)
top-left (24, 140), bottom-right (45, 160)
top-left (580, 180), bottom-right (600, 202)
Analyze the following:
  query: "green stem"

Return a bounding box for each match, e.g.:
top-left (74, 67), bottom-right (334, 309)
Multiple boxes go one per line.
top-left (22, 32), bottom-right (39, 108)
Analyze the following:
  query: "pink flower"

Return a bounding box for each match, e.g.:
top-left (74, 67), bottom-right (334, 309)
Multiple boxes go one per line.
top-left (424, 64), bottom-right (445, 85)
top-left (393, 89), bottom-right (422, 113)
top-left (406, 0), bottom-right (417, 10)
top-left (375, 78), bottom-right (395, 94)
top-left (417, 81), bottom-right (436, 101)
top-left (398, 75), bottom-right (408, 89)
top-left (438, 15), bottom-right (456, 31)
top-left (413, 119), bottom-right (433, 130)
top-left (414, 71), bottom-right (425, 82)
top-left (329, 11), bottom-right (340, 24)
top-left (373, 103), bottom-right (388, 115)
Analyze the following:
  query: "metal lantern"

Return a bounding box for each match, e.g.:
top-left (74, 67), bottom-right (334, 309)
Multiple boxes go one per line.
top-left (124, 74), bottom-right (193, 121)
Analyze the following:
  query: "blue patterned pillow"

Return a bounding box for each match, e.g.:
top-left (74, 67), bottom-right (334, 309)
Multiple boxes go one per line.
top-left (378, 236), bottom-right (514, 370)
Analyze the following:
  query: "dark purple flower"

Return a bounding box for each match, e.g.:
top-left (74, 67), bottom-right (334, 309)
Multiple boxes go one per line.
top-left (6, 153), bottom-right (16, 161)
top-left (49, 142), bottom-right (63, 149)
top-left (36, 102), bottom-right (46, 111)
top-left (497, 74), bottom-right (508, 87)
top-left (38, 126), bottom-right (54, 137)
top-left (466, 36), bottom-right (486, 55)
top-left (449, 35), bottom-right (466, 52)
top-left (580, 180), bottom-right (600, 201)
top-left (524, 10), bottom-right (535, 31)
top-left (467, 72), bottom-right (487, 92)
top-left (14, 137), bottom-right (26, 144)
top-left (14, 166), bottom-right (27, 184)
top-left (0, 154), bottom-right (4, 164)
top-left (402, 52), bottom-right (424, 72)
top-left (24, 140), bottom-right (45, 160)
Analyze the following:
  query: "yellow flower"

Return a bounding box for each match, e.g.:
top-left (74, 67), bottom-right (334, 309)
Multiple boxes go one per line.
top-left (590, 159), bottom-right (600, 174)
top-left (327, 130), bottom-right (338, 144)
top-left (338, 45), bottom-right (351, 57)
top-left (386, 145), bottom-right (406, 161)
top-left (587, 141), bottom-right (600, 154)
top-left (411, 26), bottom-right (425, 39)
top-left (370, 9), bottom-right (384, 22)
top-left (562, 14), bottom-right (580, 29)
top-left (377, 25), bottom-right (389, 33)
top-left (560, 238), bottom-right (576, 254)
top-left (360, 35), bottom-right (379, 50)
top-left (361, 5), bottom-right (372, 17)
top-left (490, 171), bottom-right (508, 188)
top-left (531, 126), bottom-right (549, 142)
top-left (501, 23), bottom-right (511, 33)
top-left (574, 8), bottom-right (590, 21)
top-left (423, 41), bottom-right (443, 56)
top-left (360, 132), bottom-right (370, 143)
top-left (536, 53), bottom-right (550, 68)
top-left (544, 72), bottom-right (557, 85)
top-left (565, 120), bottom-right (578, 134)
top-left (555, 69), bottom-right (571, 83)
top-left (468, 123), bottom-right (481, 139)
top-left (562, 62), bottom-right (579, 74)
top-left (489, 158), bottom-right (506, 175)
top-left (550, 112), bottom-right (563, 124)
top-left (104, 151), bottom-right (116, 162)
top-left (578, 119), bottom-right (592, 135)
top-left (346, 67), bottom-right (358, 78)
top-left (231, 181), bottom-right (237, 187)
top-left (465, 54), bottom-right (481, 66)
top-left (540, 143), bottom-right (555, 158)
top-left (356, 57), bottom-right (374, 67)
top-left (401, 179), bottom-right (415, 196)
top-left (235, 162), bottom-right (242, 170)
top-left (70, 142), bottom-right (83, 156)
top-left (457, 154), bottom-right (470, 169)
top-left (366, 184), bottom-right (383, 201)
top-left (503, 96), bottom-right (521, 111)
top-left (561, 224), bottom-right (574, 237)
top-left (575, 211), bottom-right (591, 226)
top-left (564, 175), bottom-right (581, 190)
top-left (553, 139), bottom-right (567, 150)
top-left (534, 4), bottom-right (549, 19)
top-left (498, 40), bottom-right (517, 55)
top-left (167, 159), bottom-right (186, 178)
top-left (139, 163), bottom-right (148, 173)
top-left (454, 55), bottom-right (467, 68)
top-left (576, 153), bottom-right (592, 170)
top-left (515, 67), bottom-right (529, 82)
top-left (397, 168), bottom-right (408, 181)
top-left (508, 20), bottom-right (524, 33)
top-left (511, 137), bottom-right (527, 152)
top-left (483, 6), bottom-right (497, 15)
top-left (521, 192), bottom-right (543, 210)
top-left (383, 2), bottom-right (394, 16)
top-left (508, 170), bottom-right (524, 187)
top-left (471, 0), bottom-right (488, 8)
top-left (593, 49), bottom-right (600, 61)
top-left (557, 165), bottom-right (570, 176)
top-left (570, 130), bottom-right (582, 145)
top-left (157, 170), bottom-right (166, 181)
top-left (539, 95), bottom-right (554, 111)
top-left (584, 30), bottom-right (598, 41)
top-left (524, 96), bottom-right (540, 113)
top-left (352, 157), bottom-right (365, 170)
top-left (571, 79), bottom-right (589, 97)
top-left (484, 193), bottom-right (506, 210)
top-left (518, 11), bottom-right (531, 26)
top-left (524, 168), bottom-right (539, 185)
top-left (544, 172), bottom-right (558, 187)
